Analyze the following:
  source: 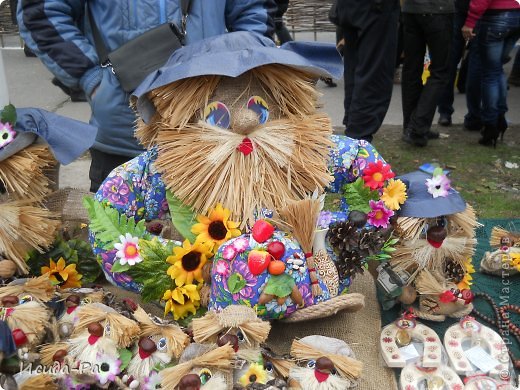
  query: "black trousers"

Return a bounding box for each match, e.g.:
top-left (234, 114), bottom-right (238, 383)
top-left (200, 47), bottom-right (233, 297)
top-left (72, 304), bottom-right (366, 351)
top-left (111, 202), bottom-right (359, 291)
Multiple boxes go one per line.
top-left (89, 149), bottom-right (132, 193)
top-left (401, 13), bottom-right (453, 134)
top-left (343, 7), bottom-right (399, 141)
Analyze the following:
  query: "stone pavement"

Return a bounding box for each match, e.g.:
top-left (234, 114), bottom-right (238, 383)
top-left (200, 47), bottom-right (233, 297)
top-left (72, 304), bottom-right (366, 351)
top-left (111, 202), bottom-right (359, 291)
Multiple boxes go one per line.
top-left (1, 32), bottom-right (519, 190)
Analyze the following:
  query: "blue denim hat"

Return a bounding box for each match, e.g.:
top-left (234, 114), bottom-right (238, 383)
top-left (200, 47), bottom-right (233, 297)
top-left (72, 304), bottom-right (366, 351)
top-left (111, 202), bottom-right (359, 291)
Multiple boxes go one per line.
top-left (0, 108), bottom-right (97, 165)
top-left (133, 31), bottom-right (344, 123)
top-left (397, 171), bottom-right (467, 218)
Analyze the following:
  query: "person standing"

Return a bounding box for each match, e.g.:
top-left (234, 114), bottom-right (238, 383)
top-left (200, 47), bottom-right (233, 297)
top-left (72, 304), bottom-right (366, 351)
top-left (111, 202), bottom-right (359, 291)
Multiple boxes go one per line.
top-left (17, 0), bottom-right (275, 192)
top-left (462, 0), bottom-right (520, 147)
top-left (401, 0), bottom-right (455, 147)
top-left (273, 0), bottom-right (292, 44)
top-left (509, 47), bottom-right (520, 86)
top-left (336, 0), bottom-right (400, 142)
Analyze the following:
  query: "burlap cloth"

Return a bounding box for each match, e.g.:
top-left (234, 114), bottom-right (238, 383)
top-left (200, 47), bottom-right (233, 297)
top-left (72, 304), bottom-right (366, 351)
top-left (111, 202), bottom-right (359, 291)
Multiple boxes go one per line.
top-left (48, 188), bottom-right (398, 389)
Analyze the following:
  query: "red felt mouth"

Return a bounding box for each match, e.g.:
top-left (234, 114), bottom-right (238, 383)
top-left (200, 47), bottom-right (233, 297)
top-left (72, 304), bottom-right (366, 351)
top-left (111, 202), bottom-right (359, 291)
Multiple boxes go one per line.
top-left (66, 306), bottom-right (77, 314)
top-left (139, 347), bottom-right (152, 360)
top-left (88, 335), bottom-right (100, 345)
top-left (314, 370), bottom-right (329, 383)
top-left (427, 238), bottom-right (443, 248)
top-left (237, 137), bottom-right (254, 155)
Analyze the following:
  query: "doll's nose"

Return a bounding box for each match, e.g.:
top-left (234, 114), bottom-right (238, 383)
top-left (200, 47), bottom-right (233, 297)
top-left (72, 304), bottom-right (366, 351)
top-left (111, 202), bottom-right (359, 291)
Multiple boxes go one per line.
top-left (178, 373), bottom-right (201, 390)
top-left (217, 333), bottom-right (239, 352)
top-left (138, 337), bottom-right (157, 355)
top-left (52, 349), bottom-right (68, 363)
top-left (65, 294), bottom-right (80, 307)
top-left (1, 295), bottom-right (19, 307)
top-left (87, 322), bottom-right (104, 337)
top-left (231, 107), bottom-right (258, 135)
top-left (426, 225), bottom-right (447, 247)
top-left (316, 356), bottom-right (334, 374)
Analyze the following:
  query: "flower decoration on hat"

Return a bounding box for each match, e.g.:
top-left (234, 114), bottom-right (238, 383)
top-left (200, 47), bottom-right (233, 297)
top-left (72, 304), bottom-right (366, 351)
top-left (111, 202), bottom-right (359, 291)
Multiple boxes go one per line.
top-left (41, 257), bottom-right (83, 288)
top-left (191, 203), bottom-right (242, 252)
top-left (381, 178), bottom-right (407, 211)
top-left (0, 104), bottom-right (17, 149)
top-left (426, 168), bottom-right (451, 198)
top-left (362, 160), bottom-right (395, 190)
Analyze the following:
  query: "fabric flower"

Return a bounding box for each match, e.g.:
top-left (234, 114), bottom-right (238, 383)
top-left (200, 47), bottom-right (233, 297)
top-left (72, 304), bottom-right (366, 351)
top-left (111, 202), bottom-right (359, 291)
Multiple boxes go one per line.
top-left (143, 371), bottom-right (161, 390)
top-left (215, 260), bottom-right (230, 276)
top-left (426, 174), bottom-right (451, 198)
top-left (239, 362), bottom-right (268, 386)
top-left (233, 237), bottom-right (249, 253)
top-left (456, 258), bottom-right (475, 290)
top-left (367, 200), bottom-right (394, 228)
top-left (167, 239), bottom-right (212, 286)
top-left (95, 352), bottom-right (121, 385)
top-left (162, 284), bottom-right (200, 320)
top-left (381, 179), bottom-right (407, 210)
top-left (191, 203), bottom-right (241, 252)
top-left (114, 233), bottom-right (142, 266)
top-left (41, 257), bottom-right (82, 288)
top-left (317, 210), bottom-right (333, 229)
top-left (439, 290), bottom-right (457, 303)
top-left (229, 261), bottom-right (258, 300)
top-left (0, 121), bottom-right (16, 149)
top-left (102, 175), bottom-right (130, 205)
top-left (362, 161), bottom-right (395, 190)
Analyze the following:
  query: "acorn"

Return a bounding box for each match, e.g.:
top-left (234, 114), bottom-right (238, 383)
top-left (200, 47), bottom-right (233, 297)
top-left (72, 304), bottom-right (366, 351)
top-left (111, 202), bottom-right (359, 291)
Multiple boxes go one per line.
top-left (0, 259), bottom-right (17, 278)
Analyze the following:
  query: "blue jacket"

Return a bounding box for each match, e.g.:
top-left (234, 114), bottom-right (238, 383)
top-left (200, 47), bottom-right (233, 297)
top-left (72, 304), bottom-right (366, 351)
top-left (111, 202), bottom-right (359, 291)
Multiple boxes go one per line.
top-left (17, 0), bottom-right (275, 157)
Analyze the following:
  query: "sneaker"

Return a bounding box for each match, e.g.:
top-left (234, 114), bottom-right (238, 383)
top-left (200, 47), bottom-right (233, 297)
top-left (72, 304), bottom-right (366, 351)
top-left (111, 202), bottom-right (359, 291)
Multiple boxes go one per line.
top-left (437, 115), bottom-right (452, 127)
top-left (402, 129), bottom-right (428, 147)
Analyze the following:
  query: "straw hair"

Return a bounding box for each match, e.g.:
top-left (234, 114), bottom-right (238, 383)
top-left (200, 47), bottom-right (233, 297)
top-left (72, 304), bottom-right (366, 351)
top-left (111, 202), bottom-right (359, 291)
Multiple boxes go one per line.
top-left (490, 226), bottom-right (520, 248)
top-left (133, 306), bottom-right (189, 358)
top-left (278, 198), bottom-right (323, 297)
top-left (0, 274), bottom-right (55, 302)
top-left (160, 344), bottom-right (235, 389)
top-left (39, 342), bottom-right (69, 366)
top-left (0, 200), bottom-right (60, 273)
top-left (0, 145), bottom-right (56, 201)
top-left (73, 303), bottom-right (140, 347)
top-left (270, 356), bottom-right (296, 379)
top-left (192, 306), bottom-right (271, 345)
top-left (3, 301), bottom-right (50, 344)
top-left (19, 374), bottom-right (58, 390)
top-left (291, 339), bottom-right (363, 380)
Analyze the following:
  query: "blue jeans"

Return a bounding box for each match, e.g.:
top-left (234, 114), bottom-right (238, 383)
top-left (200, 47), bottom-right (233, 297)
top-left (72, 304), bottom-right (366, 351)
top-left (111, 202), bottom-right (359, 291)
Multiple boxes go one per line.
top-left (476, 10), bottom-right (520, 125)
top-left (464, 39), bottom-right (483, 126)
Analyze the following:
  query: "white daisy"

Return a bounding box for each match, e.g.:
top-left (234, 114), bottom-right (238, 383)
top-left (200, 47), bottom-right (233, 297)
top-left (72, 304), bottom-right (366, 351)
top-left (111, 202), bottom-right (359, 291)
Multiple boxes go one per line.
top-left (114, 233), bottom-right (142, 266)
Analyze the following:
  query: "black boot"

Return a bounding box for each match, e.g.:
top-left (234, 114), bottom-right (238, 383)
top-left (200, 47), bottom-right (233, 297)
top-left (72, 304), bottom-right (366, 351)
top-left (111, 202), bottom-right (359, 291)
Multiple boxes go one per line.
top-left (497, 114), bottom-right (508, 141)
top-left (478, 123), bottom-right (500, 148)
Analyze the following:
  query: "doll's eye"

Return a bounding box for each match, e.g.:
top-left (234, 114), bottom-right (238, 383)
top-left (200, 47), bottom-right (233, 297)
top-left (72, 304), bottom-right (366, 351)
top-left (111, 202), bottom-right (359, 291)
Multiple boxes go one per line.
top-left (436, 217), bottom-right (447, 228)
top-left (156, 337), bottom-right (167, 351)
top-left (19, 295), bottom-right (32, 304)
top-left (330, 368), bottom-right (338, 375)
top-left (104, 323), bottom-right (111, 336)
top-left (204, 101), bottom-right (230, 129)
top-left (264, 361), bottom-right (274, 373)
top-left (307, 360), bottom-right (316, 369)
top-left (247, 96), bottom-right (269, 124)
top-left (81, 297), bottom-right (92, 305)
top-left (199, 368), bottom-right (212, 385)
top-left (237, 330), bottom-right (245, 343)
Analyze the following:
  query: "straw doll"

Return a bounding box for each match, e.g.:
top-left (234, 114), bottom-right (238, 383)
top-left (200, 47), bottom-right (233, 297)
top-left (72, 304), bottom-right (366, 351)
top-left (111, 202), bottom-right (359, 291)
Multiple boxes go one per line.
top-left (288, 335), bottom-right (363, 390)
top-left (376, 171), bottom-right (479, 319)
top-left (124, 306), bottom-right (190, 386)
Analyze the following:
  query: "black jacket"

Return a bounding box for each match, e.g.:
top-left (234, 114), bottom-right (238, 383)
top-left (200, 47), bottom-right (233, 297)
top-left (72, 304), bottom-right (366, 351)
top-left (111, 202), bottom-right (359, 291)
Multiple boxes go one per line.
top-left (402, 0), bottom-right (455, 14)
top-left (336, 0), bottom-right (399, 29)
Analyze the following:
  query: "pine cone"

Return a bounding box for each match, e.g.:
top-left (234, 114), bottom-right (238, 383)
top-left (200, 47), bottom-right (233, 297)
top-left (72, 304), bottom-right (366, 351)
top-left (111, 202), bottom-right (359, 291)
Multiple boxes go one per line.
top-left (444, 259), bottom-right (465, 283)
top-left (336, 249), bottom-right (365, 279)
top-left (329, 221), bottom-right (359, 252)
top-left (359, 228), bottom-right (387, 256)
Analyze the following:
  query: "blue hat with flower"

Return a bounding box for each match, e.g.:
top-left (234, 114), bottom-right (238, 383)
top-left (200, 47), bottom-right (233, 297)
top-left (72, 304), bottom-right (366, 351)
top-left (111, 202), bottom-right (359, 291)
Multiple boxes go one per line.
top-left (132, 31), bottom-right (344, 123)
top-left (397, 170), bottom-right (466, 218)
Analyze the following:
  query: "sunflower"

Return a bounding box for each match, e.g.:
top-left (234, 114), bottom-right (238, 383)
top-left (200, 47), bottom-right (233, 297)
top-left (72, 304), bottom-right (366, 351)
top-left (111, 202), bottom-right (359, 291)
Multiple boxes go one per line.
top-left (362, 161), bottom-right (395, 190)
top-left (191, 203), bottom-right (241, 251)
top-left (239, 362), bottom-right (268, 387)
top-left (381, 179), bottom-right (407, 211)
top-left (456, 258), bottom-right (475, 290)
top-left (41, 257), bottom-right (82, 288)
top-left (162, 284), bottom-right (200, 320)
top-left (166, 239), bottom-right (213, 286)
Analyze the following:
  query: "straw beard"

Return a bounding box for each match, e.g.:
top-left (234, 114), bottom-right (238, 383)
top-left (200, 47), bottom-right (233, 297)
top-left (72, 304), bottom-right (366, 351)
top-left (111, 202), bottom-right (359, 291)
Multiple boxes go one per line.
top-left (2, 301), bottom-right (50, 345)
top-left (154, 115), bottom-right (333, 227)
top-left (127, 346), bottom-right (172, 381)
top-left (67, 334), bottom-right (118, 369)
top-left (289, 367), bottom-right (353, 390)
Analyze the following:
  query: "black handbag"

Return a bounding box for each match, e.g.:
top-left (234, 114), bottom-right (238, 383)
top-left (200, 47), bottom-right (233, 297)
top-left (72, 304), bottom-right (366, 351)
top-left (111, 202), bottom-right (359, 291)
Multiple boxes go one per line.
top-left (88, 0), bottom-right (191, 93)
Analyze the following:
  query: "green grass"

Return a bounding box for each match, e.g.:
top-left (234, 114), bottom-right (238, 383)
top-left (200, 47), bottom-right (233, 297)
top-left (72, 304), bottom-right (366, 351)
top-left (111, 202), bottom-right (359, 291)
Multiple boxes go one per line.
top-left (369, 124), bottom-right (520, 219)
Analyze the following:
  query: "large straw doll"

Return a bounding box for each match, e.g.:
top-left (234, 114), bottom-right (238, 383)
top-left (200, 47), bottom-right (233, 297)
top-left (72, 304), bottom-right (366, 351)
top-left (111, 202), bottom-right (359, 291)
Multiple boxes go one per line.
top-left (87, 31), bottom-right (395, 321)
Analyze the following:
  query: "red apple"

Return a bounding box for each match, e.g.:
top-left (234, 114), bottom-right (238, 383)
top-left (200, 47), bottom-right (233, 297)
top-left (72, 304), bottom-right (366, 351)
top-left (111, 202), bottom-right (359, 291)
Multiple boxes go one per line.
top-left (12, 328), bottom-right (28, 347)
top-left (267, 241), bottom-right (285, 260)
top-left (252, 219), bottom-right (275, 243)
top-left (247, 249), bottom-right (271, 275)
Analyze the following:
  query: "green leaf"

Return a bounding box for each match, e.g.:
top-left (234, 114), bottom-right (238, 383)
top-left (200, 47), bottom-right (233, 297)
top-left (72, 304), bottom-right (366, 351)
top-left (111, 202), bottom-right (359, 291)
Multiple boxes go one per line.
top-left (342, 178), bottom-right (379, 213)
top-left (83, 197), bottom-right (148, 247)
top-left (0, 104), bottom-right (17, 125)
top-left (177, 306), bottom-right (207, 328)
top-left (118, 348), bottom-right (133, 371)
top-left (263, 274), bottom-right (295, 297)
top-left (110, 260), bottom-right (131, 273)
top-left (227, 273), bottom-right (246, 294)
top-left (165, 190), bottom-right (197, 243)
top-left (433, 167), bottom-right (444, 177)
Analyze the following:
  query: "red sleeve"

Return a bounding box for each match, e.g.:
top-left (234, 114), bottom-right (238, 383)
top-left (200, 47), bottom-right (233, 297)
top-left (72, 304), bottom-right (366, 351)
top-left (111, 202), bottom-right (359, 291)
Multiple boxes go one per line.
top-left (465, 0), bottom-right (493, 28)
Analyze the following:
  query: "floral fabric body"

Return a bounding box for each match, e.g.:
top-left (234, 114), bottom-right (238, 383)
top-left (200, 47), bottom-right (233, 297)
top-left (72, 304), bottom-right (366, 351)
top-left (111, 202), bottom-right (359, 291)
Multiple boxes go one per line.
top-left (91, 136), bottom-right (384, 310)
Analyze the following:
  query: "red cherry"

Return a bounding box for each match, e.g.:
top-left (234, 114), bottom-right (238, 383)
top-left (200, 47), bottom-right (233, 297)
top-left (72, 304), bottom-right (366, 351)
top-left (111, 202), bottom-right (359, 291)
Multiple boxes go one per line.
top-left (251, 220), bottom-right (275, 243)
top-left (247, 250), bottom-right (271, 275)
top-left (267, 241), bottom-right (285, 260)
top-left (12, 328), bottom-right (28, 347)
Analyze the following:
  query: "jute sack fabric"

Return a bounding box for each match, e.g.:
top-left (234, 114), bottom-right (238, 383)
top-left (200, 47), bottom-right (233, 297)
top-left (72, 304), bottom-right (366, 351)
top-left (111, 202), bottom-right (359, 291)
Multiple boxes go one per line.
top-left (267, 271), bottom-right (398, 390)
